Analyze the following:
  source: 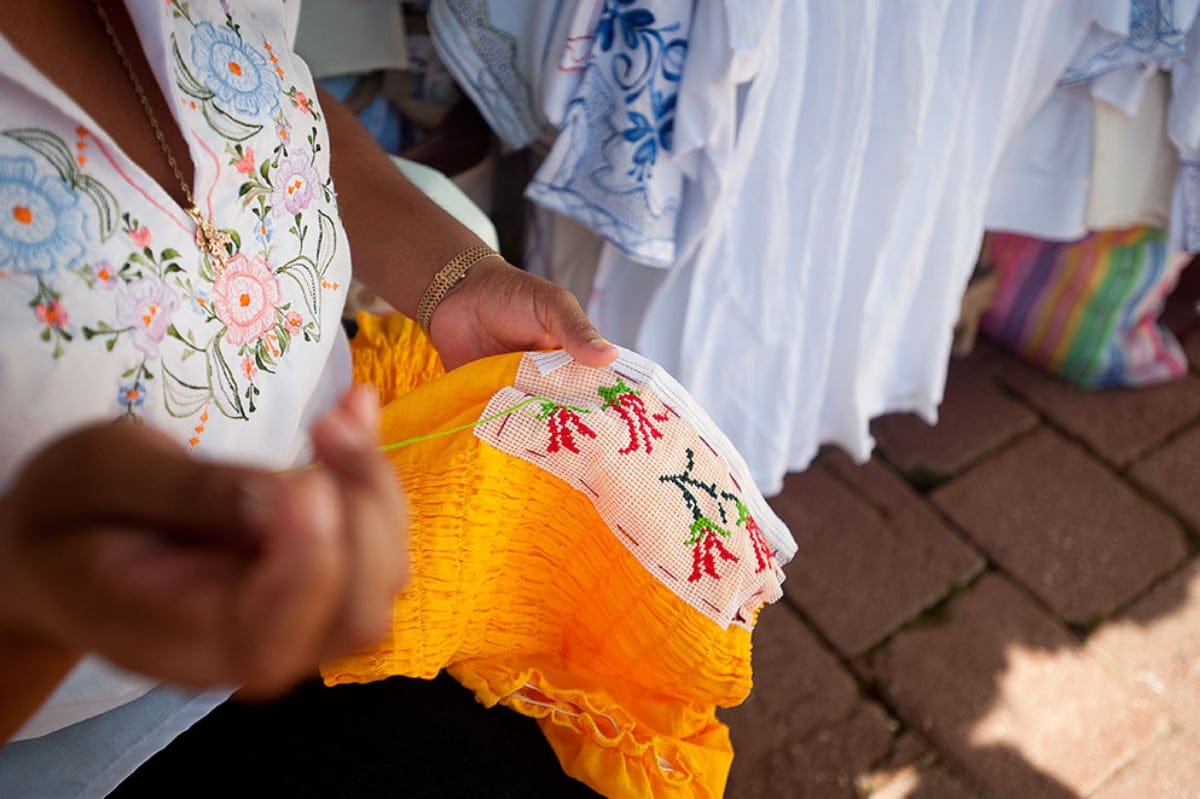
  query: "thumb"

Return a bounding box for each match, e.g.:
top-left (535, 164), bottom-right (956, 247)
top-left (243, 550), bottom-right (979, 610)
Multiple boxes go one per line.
top-left (538, 283), bottom-right (617, 367)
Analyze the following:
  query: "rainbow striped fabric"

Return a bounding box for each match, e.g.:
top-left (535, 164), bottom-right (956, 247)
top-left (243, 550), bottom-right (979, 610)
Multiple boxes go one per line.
top-left (981, 227), bottom-right (1188, 388)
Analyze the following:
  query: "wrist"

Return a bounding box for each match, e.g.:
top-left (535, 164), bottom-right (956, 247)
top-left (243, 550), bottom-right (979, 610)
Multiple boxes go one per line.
top-left (416, 245), bottom-right (504, 336)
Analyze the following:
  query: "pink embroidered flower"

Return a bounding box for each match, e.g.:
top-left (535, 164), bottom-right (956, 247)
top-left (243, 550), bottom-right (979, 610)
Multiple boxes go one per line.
top-left (241, 355), bottom-right (258, 380)
top-left (213, 253), bottom-right (282, 347)
top-left (34, 299), bottom-right (68, 328)
top-left (270, 151), bottom-right (319, 216)
top-left (115, 278), bottom-right (180, 356)
top-left (128, 225), bottom-right (151, 249)
top-left (294, 91), bottom-right (311, 114)
top-left (285, 309), bottom-right (303, 335)
top-left (234, 147), bottom-right (256, 175)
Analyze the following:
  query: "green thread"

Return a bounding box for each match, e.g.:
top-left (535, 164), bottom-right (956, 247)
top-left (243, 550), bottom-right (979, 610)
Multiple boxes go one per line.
top-left (535, 399), bottom-right (593, 420)
top-left (289, 394), bottom-right (565, 472)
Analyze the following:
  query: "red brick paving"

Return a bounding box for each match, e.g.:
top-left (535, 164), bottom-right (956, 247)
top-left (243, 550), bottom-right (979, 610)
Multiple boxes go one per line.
top-left (866, 764), bottom-right (981, 799)
top-left (771, 460), bottom-right (983, 656)
top-left (869, 575), bottom-right (1166, 797)
top-left (722, 604), bottom-right (895, 798)
top-left (1088, 559), bottom-right (1200, 741)
top-left (1090, 734), bottom-right (1200, 798)
top-left (932, 428), bottom-right (1187, 623)
top-left (997, 359), bottom-right (1200, 467)
top-left (1130, 423), bottom-right (1200, 535)
top-left (734, 331), bottom-right (1200, 796)
top-left (872, 344), bottom-right (1039, 483)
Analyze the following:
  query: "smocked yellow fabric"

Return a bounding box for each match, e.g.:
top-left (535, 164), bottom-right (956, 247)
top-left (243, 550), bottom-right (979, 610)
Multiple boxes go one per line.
top-left (323, 312), bottom-right (772, 798)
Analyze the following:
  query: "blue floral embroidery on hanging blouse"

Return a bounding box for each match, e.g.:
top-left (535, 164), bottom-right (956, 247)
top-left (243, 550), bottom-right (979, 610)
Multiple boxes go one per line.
top-left (1060, 0), bottom-right (1186, 85)
top-left (528, 0), bottom-right (691, 267)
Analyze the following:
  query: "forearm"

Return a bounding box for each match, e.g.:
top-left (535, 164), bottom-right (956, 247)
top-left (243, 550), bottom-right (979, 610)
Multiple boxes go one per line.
top-left (318, 87), bottom-right (493, 317)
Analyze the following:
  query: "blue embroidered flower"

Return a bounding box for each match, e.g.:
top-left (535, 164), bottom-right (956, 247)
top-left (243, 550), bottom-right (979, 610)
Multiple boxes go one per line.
top-left (0, 156), bottom-right (87, 275)
top-left (190, 22), bottom-right (280, 118)
top-left (117, 381), bottom-right (148, 409)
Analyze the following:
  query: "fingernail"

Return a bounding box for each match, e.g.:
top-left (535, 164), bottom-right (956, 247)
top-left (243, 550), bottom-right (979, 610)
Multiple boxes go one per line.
top-left (589, 336), bottom-right (612, 350)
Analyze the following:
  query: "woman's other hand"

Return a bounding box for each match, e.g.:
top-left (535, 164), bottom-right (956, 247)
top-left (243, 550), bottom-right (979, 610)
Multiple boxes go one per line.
top-left (428, 258), bottom-right (618, 371)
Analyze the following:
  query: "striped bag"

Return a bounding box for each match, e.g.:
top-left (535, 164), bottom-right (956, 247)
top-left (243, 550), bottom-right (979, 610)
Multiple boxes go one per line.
top-left (980, 227), bottom-right (1189, 388)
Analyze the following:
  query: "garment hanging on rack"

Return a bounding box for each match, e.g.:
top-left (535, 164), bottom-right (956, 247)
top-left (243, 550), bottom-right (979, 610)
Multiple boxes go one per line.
top-left (433, 0), bottom-right (1103, 495)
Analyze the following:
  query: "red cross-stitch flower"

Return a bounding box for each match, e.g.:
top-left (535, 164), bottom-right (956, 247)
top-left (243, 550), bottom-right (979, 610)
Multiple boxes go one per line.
top-left (597, 377), bottom-right (669, 454)
top-left (539, 402), bottom-right (597, 454)
top-left (685, 517), bottom-right (739, 582)
top-left (744, 515), bottom-right (773, 574)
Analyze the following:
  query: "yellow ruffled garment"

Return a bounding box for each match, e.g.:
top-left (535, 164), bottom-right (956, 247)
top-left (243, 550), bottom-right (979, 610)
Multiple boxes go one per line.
top-left (322, 313), bottom-right (795, 798)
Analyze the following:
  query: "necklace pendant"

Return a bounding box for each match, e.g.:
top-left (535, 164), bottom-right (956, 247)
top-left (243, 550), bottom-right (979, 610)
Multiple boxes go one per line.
top-left (187, 206), bottom-right (232, 275)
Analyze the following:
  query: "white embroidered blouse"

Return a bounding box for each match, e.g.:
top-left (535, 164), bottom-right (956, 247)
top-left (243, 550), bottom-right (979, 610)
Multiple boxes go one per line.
top-left (0, 0), bottom-right (352, 788)
top-left (0, 0), bottom-right (350, 482)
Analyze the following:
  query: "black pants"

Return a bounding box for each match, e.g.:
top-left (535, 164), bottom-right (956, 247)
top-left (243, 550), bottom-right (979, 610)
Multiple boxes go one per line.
top-left (111, 673), bottom-right (601, 798)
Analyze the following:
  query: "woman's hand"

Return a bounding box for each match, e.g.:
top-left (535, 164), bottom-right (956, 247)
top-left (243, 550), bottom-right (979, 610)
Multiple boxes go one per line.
top-left (0, 385), bottom-right (409, 724)
top-left (428, 258), bottom-right (618, 371)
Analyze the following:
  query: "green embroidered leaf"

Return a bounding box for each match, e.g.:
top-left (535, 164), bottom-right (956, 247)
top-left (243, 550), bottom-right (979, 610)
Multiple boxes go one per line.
top-left (162, 363), bottom-right (211, 417)
top-left (5, 128), bottom-right (77, 185)
top-left (76, 175), bottom-right (119, 240)
top-left (315, 210), bottom-right (337, 276)
top-left (160, 248), bottom-right (182, 261)
top-left (207, 337), bottom-right (247, 419)
top-left (278, 256), bottom-right (320, 320)
top-left (171, 35), bottom-right (214, 100)
top-left (202, 102), bottom-right (262, 142)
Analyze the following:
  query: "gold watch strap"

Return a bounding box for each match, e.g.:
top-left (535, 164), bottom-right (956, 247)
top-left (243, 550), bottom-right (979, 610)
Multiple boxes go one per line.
top-left (416, 244), bottom-right (501, 335)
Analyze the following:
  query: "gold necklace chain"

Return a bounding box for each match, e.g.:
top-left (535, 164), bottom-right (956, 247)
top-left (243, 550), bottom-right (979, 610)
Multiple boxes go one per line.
top-left (92, 0), bottom-right (231, 273)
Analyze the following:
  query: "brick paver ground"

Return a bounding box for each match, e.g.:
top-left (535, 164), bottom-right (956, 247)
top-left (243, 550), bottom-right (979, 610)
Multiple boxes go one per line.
top-left (723, 273), bottom-right (1200, 796)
